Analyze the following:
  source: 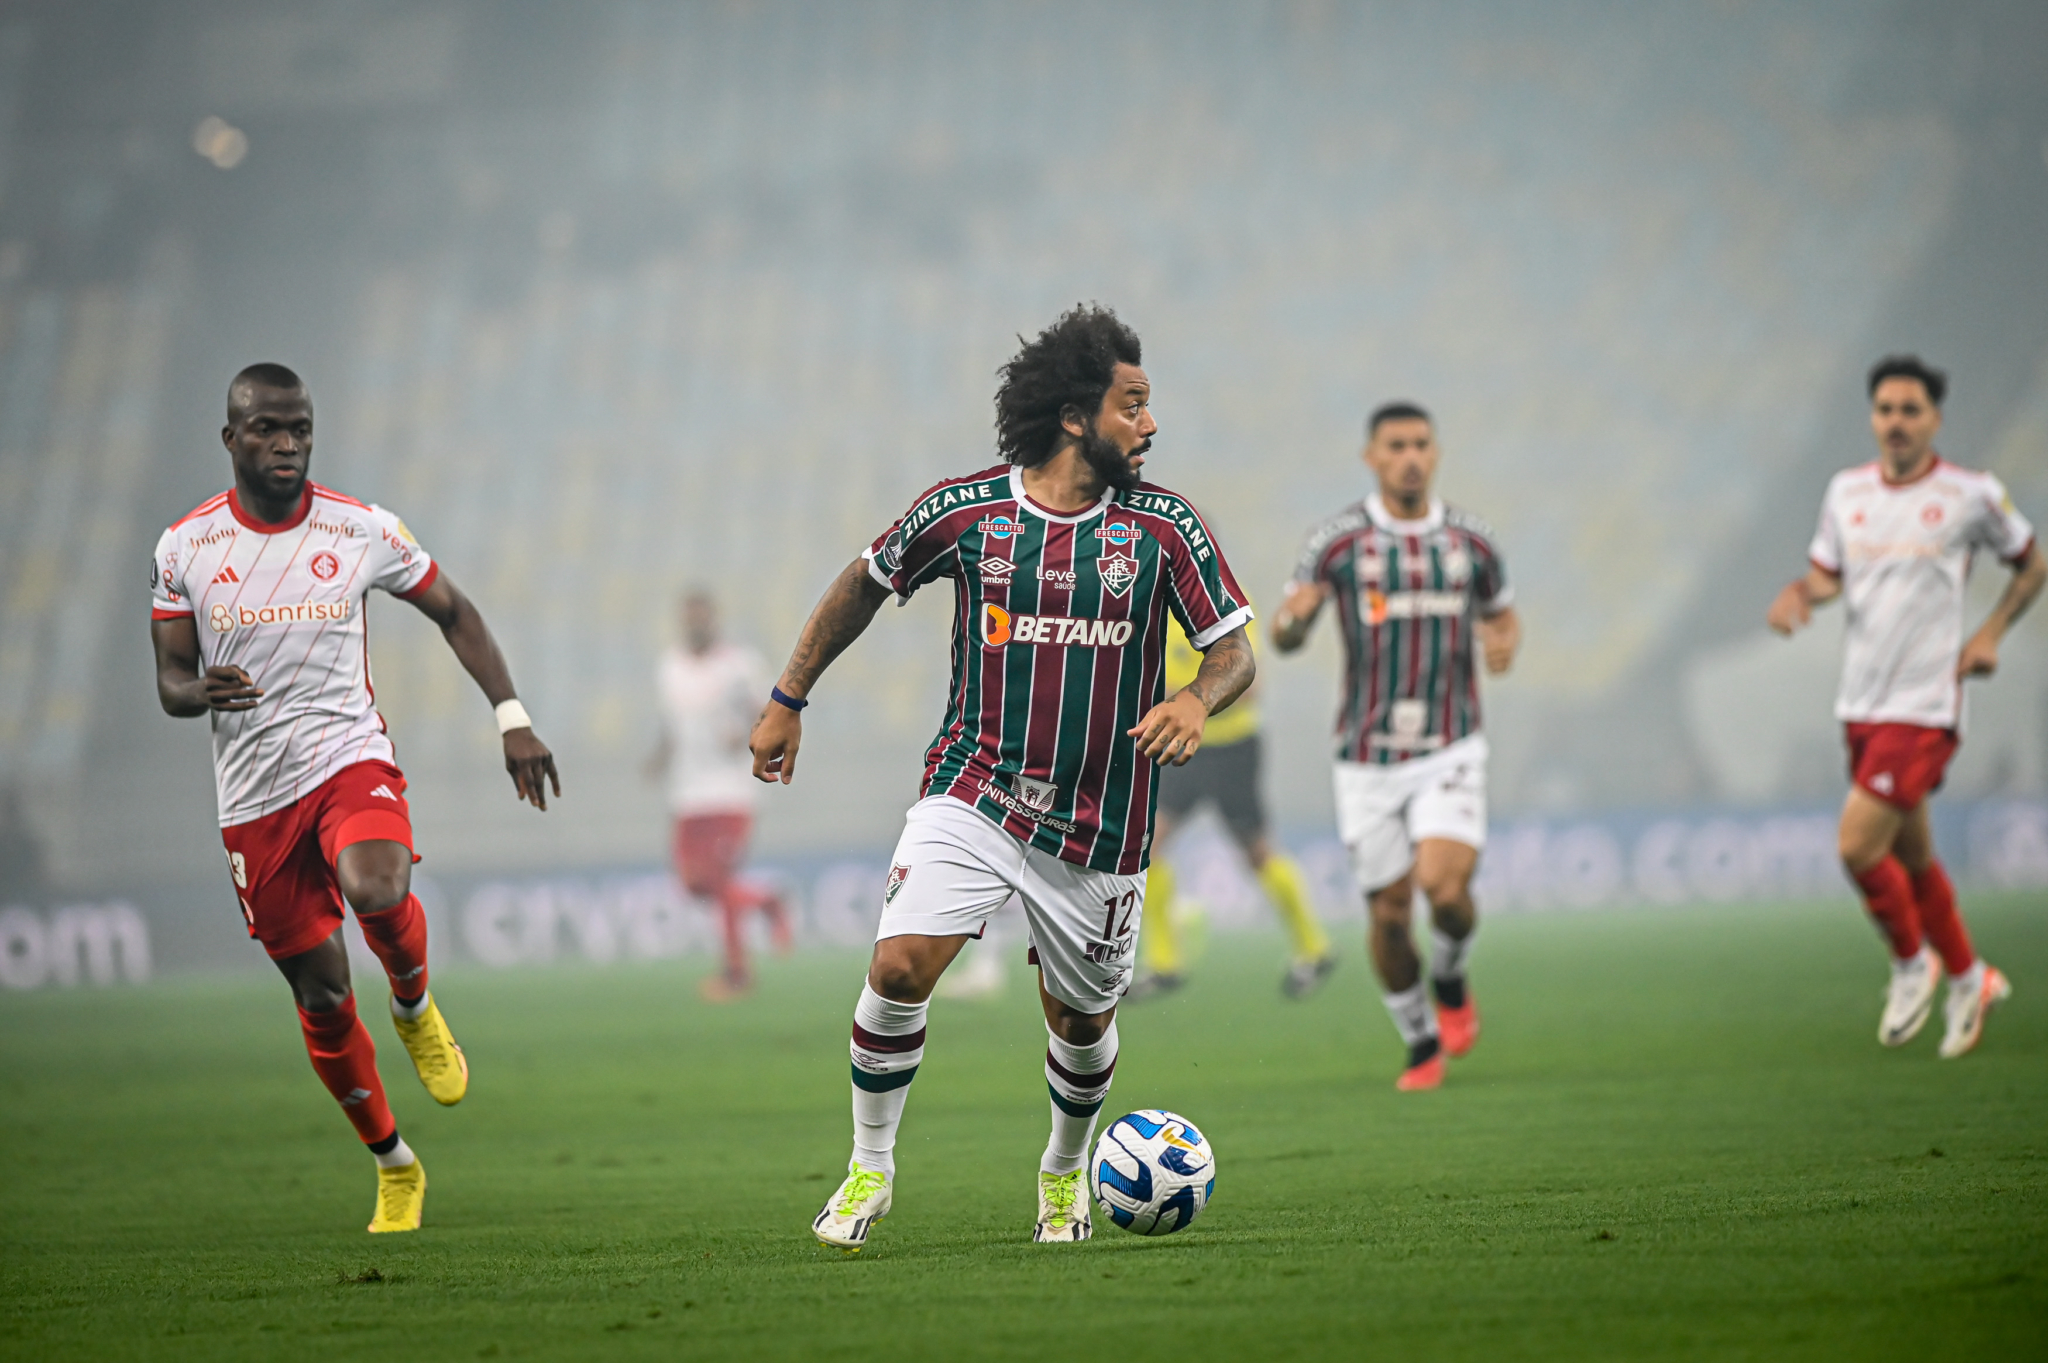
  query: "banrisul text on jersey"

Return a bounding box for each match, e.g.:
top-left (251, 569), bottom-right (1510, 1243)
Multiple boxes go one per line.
top-left (1291, 494), bottom-right (1511, 765)
top-left (865, 466), bottom-right (1251, 875)
top-left (150, 483), bottom-right (438, 825)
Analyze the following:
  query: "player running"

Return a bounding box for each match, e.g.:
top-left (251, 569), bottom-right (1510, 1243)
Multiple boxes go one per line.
top-left (1273, 402), bottom-right (1519, 1092)
top-left (149, 364), bottom-right (559, 1233)
top-left (645, 590), bottom-right (789, 1001)
top-left (749, 306), bottom-right (1253, 1249)
top-left (1127, 610), bottom-right (1337, 1001)
top-left (1768, 355), bottom-right (2041, 1058)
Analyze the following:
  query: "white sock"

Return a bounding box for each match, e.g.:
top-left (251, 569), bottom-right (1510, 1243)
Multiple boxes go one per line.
top-left (373, 1134), bottom-right (416, 1169)
top-left (1042, 1022), bottom-right (1118, 1175)
top-left (390, 990), bottom-right (431, 1022)
top-left (1949, 959), bottom-right (1985, 992)
top-left (1381, 982), bottom-right (1439, 1064)
top-left (1428, 924), bottom-right (1472, 983)
top-left (848, 983), bottom-right (926, 1177)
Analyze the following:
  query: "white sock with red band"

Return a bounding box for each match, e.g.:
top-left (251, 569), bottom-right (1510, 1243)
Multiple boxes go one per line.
top-left (1042, 1022), bottom-right (1118, 1175)
top-left (848, 983), bottom-right (926, 1177)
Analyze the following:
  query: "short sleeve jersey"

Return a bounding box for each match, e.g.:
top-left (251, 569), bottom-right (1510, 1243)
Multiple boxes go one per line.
top-left (656, 642), bottom-right (766, 817)
top-left (1808, 459), bottom-right (2035, 729)
top-left (150, 484), bottom-right (438, 827)
top-left (1291, 494), bottom-right (1511, 765)
top-left (866, 465), bottom-right (1252, 875)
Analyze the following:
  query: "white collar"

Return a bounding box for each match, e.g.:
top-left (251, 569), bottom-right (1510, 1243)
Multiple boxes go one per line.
top-left (1009, 467), bottom-right (1116, 525)
top-left (1366, 493), bottom-right (1444, 534)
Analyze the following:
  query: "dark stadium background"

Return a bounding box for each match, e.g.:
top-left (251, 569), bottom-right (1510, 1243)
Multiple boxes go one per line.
top-left (0, 0), bottom-right (2044, 985)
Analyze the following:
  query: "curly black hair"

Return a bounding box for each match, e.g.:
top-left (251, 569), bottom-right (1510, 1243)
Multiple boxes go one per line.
top-left (993, 304), bottom-right (1142, 467)
top-left (1867, 354), bottom-right (1947, 407)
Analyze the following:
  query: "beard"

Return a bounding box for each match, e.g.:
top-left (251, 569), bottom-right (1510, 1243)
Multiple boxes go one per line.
top-left (1081, 430), bottom-right (1148, 492)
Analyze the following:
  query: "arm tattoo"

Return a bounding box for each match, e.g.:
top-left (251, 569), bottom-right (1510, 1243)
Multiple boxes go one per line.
top-left (1184, 626), bottom-right (1255, 715)
top-left (780, 559), bottom-right (891, 696)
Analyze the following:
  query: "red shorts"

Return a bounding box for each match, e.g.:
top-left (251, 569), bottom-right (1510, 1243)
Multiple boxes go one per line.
top-left (1844, 722), bottom-right (1959, 811)
top-left (672, 812), bottom-right (753, 899)
top-left (220, 760), bottom-right (417, 959)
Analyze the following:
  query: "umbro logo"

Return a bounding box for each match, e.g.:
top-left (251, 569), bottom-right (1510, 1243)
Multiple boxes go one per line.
top-left (369, 785), bottom-right (398, 800)
top-left (212, 565), bottom-right (240, 584)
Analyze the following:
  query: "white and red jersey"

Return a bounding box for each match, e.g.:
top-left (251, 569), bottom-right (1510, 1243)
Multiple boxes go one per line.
top-left (656, 641), bottom-right (765, 817)
top-left (1808, 458), bottom-right (2035, 730)
top-left (150, 484), bottom-right (438, 827)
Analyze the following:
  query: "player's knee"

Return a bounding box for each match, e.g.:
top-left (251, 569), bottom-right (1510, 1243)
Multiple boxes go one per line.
top-left (868, 949), bottom-right (932, 1003)
top-left (1051, 1006), bottom-right (1112, 1046)
top-left (1366, 892), bottom-right (1412, 932)
top-left (1837, 829), bottom-right (1885, 873)
top-left (343, 869), bottom-right (408, 917)
top-left (293, 979), bottom-right (352, 1014)
top-left (1417, 872), bottom-right (1470, 911)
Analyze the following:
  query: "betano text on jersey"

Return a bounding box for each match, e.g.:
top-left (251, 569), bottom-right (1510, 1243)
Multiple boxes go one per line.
top-left (865, 465), bottom-right (1250, 875)
top-left (1292, 494), bottom-right (1510, 765)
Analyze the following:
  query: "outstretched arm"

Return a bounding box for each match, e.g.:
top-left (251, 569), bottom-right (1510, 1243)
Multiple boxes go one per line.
top-left (1959, 542), bottom-right (2046, 678)
top-left (151, 615), bottom-right (263, 717)
top-left (749, 557), bottom-right (893, 785)
top-left (1767, 563), bottom-right (1843, 636)
top-left (406, 571), bottom-right (560, 810)
top-left (1128, 625), bottom-right (1256, 766)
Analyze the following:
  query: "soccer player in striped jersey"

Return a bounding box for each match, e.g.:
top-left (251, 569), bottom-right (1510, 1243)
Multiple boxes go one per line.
top-left (1768, 355), bottom-right (2041, 1057)
top-left (149, 365), bottom-right (559, 1232)
top-left (1273, 402), bottom-right (1519, 1092)
top-left (750, 306), bottom-right (1254, 1249)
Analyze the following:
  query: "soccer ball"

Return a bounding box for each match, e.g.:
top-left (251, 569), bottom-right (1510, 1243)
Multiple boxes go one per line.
top-left (1091, 1109), bottom-right (1214, 1235)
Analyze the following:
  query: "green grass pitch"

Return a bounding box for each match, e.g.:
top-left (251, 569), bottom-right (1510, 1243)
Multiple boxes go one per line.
top-left (2, 894), bottom-right (2043, 1360)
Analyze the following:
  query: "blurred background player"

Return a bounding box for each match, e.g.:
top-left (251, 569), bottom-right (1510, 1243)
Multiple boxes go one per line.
top-left (148, 364), bottom-right (559, 1233)
top-left (645, 590), bottom-right (788, 1001)
top-left (750, 306), bottom-right (1254, 1250)
top-left (1768, 355), bottom-right (2042, 1058)
top-left (1128, 610), bottom-right (1336, 1001)
top-left (1273, 402), bottom-right (1519, 1091)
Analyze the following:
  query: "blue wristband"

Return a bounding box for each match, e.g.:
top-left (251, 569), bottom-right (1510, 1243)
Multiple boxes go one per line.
top-left (770, 686), bottom-right (808, 712)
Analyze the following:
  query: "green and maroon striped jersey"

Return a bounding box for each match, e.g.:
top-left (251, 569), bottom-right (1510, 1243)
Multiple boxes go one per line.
top-left (1291, 494), bottom-right (1511, 765)
top-left (866, 465), bottom-right (1251, 874)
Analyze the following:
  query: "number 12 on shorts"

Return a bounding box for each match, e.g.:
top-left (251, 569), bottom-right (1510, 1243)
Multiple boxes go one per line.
top-left (1100, 890), bottom-right (1137, 943)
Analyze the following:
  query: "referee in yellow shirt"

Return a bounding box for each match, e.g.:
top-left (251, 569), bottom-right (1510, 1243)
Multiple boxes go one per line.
top-left (1131, 610), bottom-right (1338, 1000)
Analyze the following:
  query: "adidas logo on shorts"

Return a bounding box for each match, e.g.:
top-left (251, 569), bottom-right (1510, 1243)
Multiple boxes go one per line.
top-left (370, 785), bottom-right (398, 800)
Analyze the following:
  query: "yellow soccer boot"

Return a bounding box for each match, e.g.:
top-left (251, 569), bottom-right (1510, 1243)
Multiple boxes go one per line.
top-left (368, 1158), bottom-right (426, 1233)
top-left (392, 994), bottom-right (469, 1105)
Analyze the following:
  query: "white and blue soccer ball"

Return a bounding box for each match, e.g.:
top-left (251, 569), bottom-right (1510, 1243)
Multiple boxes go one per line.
top-left (1091, 1109), bottom-right (1214, 1235)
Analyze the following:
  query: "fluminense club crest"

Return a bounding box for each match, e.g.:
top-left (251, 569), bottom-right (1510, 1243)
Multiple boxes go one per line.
top-left (1098, 553), bottom-right (1138, 597)
top-left (1016, 777), bottom-right (1058, 814)
top-left (885, 863), bottom-right (911, 905)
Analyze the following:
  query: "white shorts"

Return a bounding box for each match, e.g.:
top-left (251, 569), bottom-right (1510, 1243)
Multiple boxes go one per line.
top-left (1333, 733), bottom-right (1489, 892)
top-left (878, 796), bottom-right (1143, 1013)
